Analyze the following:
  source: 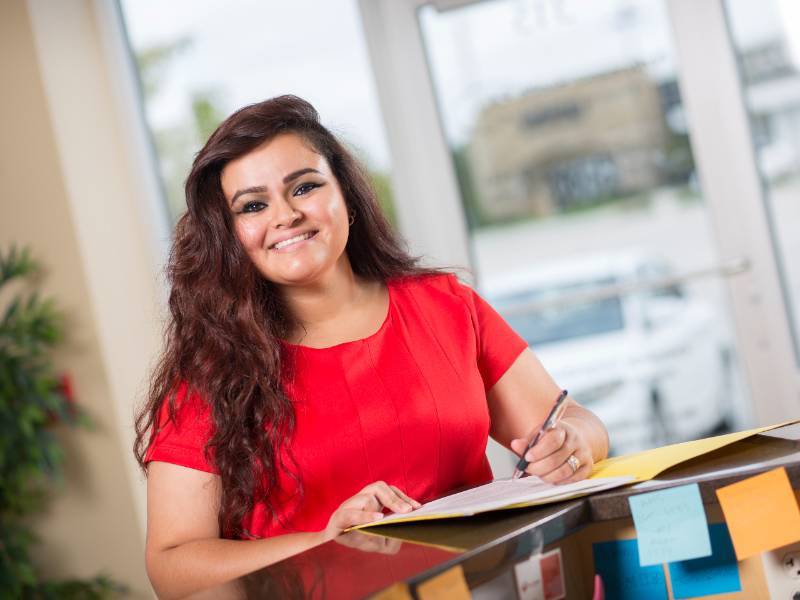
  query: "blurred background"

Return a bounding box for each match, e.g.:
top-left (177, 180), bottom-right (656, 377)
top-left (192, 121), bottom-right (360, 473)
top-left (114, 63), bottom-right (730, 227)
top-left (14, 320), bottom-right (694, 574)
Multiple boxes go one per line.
top-left (2, 0), bottom-right (799, 595)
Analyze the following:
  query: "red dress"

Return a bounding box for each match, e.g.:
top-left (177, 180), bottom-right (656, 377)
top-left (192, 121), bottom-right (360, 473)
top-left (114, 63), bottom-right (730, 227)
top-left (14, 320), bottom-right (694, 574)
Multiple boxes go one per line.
top-left (145, 273), bottom-right (527, 538)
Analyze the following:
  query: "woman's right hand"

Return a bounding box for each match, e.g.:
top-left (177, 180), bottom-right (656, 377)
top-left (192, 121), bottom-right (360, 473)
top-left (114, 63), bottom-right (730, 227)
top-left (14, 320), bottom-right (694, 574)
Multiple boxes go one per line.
top-left (321, 481), bottom-right (421, 541)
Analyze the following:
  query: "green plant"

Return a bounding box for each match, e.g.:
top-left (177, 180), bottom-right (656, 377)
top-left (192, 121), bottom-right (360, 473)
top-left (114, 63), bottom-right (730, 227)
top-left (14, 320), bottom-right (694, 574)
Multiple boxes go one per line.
top-left (0, 246), bottom-right (124, 598)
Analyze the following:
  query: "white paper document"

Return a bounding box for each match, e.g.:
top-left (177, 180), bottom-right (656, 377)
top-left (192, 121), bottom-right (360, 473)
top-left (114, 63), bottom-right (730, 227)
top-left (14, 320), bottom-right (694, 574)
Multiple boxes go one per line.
top-left (358, 475), bottom-right (634, 528)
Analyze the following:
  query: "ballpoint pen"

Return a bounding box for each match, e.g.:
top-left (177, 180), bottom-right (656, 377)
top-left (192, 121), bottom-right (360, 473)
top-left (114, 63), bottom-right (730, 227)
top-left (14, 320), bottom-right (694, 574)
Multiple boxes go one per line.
top-left (511, 389), bottom-right (569, 480)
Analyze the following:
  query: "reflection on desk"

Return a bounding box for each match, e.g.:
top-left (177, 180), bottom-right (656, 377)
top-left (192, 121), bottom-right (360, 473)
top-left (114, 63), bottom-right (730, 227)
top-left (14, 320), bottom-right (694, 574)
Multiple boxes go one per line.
top-left (182, 426), bottom-right (800, 599)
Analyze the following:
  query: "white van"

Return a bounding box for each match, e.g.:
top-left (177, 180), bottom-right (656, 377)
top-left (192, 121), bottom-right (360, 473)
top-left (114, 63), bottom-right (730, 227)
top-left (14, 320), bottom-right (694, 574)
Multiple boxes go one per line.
top-left (482, 251), bottom-right (736, 455)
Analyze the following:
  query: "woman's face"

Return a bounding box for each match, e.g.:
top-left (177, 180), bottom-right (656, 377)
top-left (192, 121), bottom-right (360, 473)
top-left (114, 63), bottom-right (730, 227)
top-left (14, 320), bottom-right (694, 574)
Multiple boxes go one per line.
top-left (221, 133), bottom-right (351, 287)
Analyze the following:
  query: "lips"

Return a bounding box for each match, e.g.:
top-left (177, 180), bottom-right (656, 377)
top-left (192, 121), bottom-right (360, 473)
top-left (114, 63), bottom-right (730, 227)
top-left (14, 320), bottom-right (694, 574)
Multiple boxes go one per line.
top-left (269, 230), bottom-right (319, 250)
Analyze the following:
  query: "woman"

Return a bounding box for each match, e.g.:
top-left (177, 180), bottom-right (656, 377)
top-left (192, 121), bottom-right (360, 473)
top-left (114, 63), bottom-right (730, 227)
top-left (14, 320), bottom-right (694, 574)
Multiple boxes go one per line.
top-left (134, 95), bottom-right (609, 598)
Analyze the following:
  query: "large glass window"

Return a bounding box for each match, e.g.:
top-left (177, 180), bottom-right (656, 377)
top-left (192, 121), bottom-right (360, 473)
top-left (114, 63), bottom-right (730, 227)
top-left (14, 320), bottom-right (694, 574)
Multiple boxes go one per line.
top-left (419, 0), bottom-right (753, 454)
top-left (725, 0), bottom-right (800, 366)
top-left (119, 0), bottom-right (396, 224)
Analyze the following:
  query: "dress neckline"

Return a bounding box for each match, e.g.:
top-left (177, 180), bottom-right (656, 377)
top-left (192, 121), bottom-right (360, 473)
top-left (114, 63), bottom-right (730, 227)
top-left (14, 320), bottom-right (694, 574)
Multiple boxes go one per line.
top-left (280, 281), bottom-right (393, 352)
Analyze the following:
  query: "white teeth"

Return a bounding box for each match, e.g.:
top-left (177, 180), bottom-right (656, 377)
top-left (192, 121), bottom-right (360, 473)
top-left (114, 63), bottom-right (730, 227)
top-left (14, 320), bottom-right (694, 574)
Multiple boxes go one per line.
top-left (273, 231), bottom-right (314, 250)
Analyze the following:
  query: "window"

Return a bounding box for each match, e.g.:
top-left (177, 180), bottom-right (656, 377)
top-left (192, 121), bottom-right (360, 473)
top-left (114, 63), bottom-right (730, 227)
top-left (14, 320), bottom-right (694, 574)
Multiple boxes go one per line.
top-left (725, 0), bottom-right (800, 364)
top-left (418, 0), bottom-right (751, 450)
top-left (118, 0), bottom-right (396, 224)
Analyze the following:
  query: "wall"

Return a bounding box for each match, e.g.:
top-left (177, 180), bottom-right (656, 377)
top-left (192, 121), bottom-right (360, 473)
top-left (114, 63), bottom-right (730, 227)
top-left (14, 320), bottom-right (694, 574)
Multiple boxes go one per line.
top-left (0, 0), bottom-right (159, 595)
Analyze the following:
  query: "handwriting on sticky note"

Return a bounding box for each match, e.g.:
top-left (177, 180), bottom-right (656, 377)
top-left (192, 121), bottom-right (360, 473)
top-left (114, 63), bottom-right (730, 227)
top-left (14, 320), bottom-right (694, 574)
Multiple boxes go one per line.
top-left (668, 523), bottom-right (741, 599)
top-left (629, 483), bottom-right (711, 566)
top-left (417, 565), bottom-right (471, 600)
top-left (716, 467), bottom-right (800, 560)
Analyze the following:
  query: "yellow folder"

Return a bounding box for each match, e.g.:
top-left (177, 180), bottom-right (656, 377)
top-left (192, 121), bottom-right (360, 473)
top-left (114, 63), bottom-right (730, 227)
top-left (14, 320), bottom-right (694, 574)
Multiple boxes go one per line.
top-left (589, 420), bottom-right (797, 482)
top-left (354, 420), bottom-right (797, 531)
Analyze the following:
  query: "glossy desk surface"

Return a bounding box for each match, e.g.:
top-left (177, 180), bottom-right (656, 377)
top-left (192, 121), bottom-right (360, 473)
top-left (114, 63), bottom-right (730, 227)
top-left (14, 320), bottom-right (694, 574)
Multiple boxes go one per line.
top-left (187, 425), bottom-right (800, 599)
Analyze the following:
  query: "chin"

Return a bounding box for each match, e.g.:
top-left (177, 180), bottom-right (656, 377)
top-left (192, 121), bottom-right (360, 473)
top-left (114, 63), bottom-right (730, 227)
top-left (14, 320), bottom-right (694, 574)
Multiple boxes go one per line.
top-left (257, 248), bottom-right (345, 287)
top-left (270, 264), bottom-right (328, 286)
top-left (276, 274), bottom-right (318, 286)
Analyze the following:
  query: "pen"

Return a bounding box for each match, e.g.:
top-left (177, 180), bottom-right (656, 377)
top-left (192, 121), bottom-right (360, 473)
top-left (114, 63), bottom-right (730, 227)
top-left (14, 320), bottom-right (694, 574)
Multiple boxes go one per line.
top-left (511, 389), bottom-right (569, 480)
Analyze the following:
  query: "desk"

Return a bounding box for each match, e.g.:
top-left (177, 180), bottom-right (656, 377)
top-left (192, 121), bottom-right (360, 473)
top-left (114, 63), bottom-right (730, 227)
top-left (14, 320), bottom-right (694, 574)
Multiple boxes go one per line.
top-left (187, 425), bottom-right (800, 599)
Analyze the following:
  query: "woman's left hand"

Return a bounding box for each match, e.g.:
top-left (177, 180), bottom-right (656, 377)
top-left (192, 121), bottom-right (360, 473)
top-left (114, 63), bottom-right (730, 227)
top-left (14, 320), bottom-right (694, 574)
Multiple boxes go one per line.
top-left (510, 418), bottom-right (593, 484)
top-left (335, 531), bottom-right (403, 555)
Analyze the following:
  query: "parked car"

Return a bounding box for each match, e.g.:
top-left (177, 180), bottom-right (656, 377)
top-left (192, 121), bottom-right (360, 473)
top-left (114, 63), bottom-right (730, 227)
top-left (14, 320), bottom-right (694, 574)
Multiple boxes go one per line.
top-left (482, 251), bottom-right (735, 455)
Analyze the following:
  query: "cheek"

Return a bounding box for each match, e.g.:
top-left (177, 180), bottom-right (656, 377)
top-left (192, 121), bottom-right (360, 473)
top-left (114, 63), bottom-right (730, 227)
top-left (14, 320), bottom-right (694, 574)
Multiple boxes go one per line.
top-left (320, 196), bottom-right (349, 235)
top-left (329, 210), bottom-right (350, 250)
top-left (235, 219), bottom-right (267, 251)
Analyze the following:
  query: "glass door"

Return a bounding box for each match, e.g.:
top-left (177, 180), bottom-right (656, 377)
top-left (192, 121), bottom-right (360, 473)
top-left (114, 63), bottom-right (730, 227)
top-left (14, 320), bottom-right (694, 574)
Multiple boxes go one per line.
top-left (411, 0), bottom-right (760, 457)
top-left (724, 0), bottom-right (800, 366)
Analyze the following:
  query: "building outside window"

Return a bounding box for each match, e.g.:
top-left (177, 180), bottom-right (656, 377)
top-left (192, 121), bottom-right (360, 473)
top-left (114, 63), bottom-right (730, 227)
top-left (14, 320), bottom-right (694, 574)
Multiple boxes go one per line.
top-left (418, 0), bottom-right (754, 454)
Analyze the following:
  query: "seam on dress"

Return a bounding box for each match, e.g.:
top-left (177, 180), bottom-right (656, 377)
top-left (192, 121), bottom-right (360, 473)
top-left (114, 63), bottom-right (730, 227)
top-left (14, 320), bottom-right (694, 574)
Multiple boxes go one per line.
top-left (403, 275), bottom-right (469, 382)
top-left (445, 274), bottom-right (482, 360)
top-left (392, 296), bottom-right (443, 497)
top-left (341, 349), bottom-right (375, 484)
top-left (446, 274), bottom-right (524, 390)
top-left (366, 335), bottom-right (411, 497)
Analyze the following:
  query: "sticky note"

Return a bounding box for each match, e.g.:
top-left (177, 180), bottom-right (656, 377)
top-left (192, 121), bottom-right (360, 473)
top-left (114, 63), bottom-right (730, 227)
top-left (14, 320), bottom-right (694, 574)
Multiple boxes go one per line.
top-left (514, 548), bottom-right (565, 600)
top-left (668, 523), bottom-right (741, 599)
top-left (539, 549), bottom-right (565, 600)
top-left (592, 539), bottom-right (668, 600)
top-left (514, 552), bottom-right (544, 600)
top-left (629, 483), bottom-right (711, 566)
top-left (370, 582), bottom-right (414, 600)
top-left (514, 554), bottom-right (544, 600)
top-left (417, 565), bottom-right (471, 600)
top-left (716, 467), bottom-right (800, 560)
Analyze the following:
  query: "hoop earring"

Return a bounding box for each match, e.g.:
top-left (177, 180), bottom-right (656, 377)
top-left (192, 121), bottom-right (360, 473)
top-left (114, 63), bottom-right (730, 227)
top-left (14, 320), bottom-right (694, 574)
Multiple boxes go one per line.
top-left (348, 211), bottom-right (356, 227)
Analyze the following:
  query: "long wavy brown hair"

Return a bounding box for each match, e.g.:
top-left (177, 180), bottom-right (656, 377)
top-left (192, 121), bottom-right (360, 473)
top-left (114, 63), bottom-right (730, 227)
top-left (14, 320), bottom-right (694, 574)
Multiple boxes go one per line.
top-left (134, 95), bottom-right (438, 538)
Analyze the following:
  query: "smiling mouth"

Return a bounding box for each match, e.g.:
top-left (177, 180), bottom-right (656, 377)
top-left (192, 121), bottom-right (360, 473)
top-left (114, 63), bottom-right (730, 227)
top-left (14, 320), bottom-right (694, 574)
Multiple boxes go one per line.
top-left (270, 230), bottom-right (319, 250)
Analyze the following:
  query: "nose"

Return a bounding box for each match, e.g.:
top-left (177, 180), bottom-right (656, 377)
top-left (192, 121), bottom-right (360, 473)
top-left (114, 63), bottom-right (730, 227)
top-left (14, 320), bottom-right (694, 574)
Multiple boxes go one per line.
top-left (273, 197), bottom-right (302, 228)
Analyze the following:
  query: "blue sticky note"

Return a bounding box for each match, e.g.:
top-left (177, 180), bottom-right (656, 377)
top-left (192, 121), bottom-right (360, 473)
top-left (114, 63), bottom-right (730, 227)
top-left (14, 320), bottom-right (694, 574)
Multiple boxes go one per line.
top-left (668, 523), bottom-right (742, 599)
top-left (592, 539), bottom-right (668, 600)
top-left (629, 483), bottom-right (712, 566)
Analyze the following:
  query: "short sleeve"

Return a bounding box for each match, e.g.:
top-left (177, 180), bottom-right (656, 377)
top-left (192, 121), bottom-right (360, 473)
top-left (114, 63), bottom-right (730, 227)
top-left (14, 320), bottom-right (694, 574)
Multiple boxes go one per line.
top-left (144, 382), bottom-right (217, 474)
top-left (447, 274), bottom-right (529, 390)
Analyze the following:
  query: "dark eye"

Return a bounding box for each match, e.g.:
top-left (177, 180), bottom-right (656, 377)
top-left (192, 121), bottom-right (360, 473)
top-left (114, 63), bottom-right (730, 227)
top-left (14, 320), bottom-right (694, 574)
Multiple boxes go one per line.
top-left (294, 182), bottom-right (321, 196)
top-left (241, 200), bottom-right (267, 214)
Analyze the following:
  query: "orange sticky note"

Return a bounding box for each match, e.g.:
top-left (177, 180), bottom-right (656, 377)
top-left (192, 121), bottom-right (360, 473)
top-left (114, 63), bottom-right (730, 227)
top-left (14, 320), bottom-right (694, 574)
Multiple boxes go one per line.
top-left (716, 467), bottom-right (800, 560)
top-left (370, 582), bottom-right (414, 600)
top-left (417, 565), bottom-right (471, 599)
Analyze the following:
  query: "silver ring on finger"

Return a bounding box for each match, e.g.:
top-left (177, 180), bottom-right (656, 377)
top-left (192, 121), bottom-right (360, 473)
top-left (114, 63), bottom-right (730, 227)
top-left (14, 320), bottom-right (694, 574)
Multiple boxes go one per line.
top-left (566, 454), bottom-right (580, 474)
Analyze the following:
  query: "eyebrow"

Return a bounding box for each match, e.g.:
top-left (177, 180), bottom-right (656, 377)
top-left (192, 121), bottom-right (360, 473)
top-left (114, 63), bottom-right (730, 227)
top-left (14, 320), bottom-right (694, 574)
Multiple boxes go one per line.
top-left (230, 168), bottom-right (322, 205)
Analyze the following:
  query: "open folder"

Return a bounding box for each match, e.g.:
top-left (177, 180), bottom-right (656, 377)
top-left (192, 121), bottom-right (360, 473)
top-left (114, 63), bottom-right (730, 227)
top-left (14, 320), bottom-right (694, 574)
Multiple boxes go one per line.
top-left (353, 420), bottom-right (796, 530)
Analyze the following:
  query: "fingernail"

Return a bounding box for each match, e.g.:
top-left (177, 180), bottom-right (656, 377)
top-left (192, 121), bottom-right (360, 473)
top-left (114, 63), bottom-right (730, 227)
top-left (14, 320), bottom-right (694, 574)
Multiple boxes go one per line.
top-left (525, 452), bottom-right (534, 461)
top-left (373, 512), bottom-right (385, 520)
